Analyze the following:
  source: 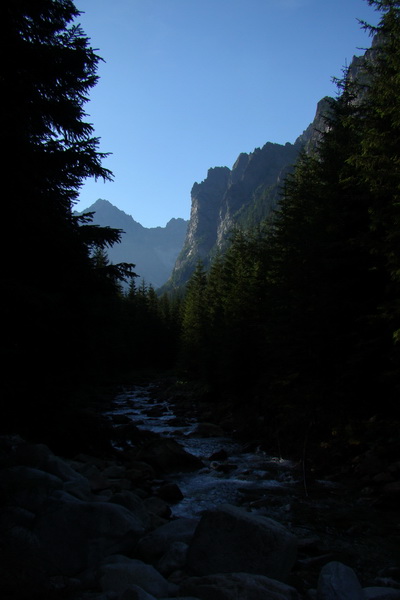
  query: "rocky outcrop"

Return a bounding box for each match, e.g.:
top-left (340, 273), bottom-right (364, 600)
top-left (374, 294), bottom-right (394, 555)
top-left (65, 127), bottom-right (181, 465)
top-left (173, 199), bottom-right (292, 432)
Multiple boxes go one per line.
top-left (166, 140), bottom-right (301, 289)
top-left (163, 41), bottom-right (379, 292)
top-left (317, 561), bottom-right (364, 600)
top-left (164, 99), bottom-right (337, 292)
top-left (136, 518), bottom-right (200, 563)
top-left (179, 572), bottom-right (301, 600)
top-left (135, 437), bottom-right (204, 473)
top-left (186, 504), bottom-right (297, 582)
top-left (168, 167), bottom-right (231, 286)
top-left (295, 96), bottom-right (333, 153)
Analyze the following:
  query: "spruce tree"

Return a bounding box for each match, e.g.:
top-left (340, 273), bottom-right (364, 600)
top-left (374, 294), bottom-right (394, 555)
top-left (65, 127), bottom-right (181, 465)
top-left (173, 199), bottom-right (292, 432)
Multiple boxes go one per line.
top-left (350, 1), bottom-right (400, 338)
top-left (2, 1), bottom-right (128, 436)
top-left (181, 261), bottom-right (209, 377)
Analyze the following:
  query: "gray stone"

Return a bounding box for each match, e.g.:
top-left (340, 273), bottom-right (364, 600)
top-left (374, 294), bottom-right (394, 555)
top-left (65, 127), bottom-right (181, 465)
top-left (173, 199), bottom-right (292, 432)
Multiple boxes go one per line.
top-left (363, 588), bottom-right (400, 600)
top-left (156, 541), bottom-right (188, 576)
top-left (62, 474), bottom-right (93, 501)
top-left (120, 585), bottom-right (157, 600)
top-left (317, 561), bottom-right (363, 599)
top-left (179, 572), bottom-right (301, 600)
top-left (33, 498), bottom-right (145, 575)
top-left (100, 559), bottom-right (169, 597)
top-left (136, 517), bottom-right (199, 562)
top-left (0, 465), bottom-right (63, 510)
top-left (135, 438), bottom-right (203, 472)
top-left (8, 439), bottom-right (94, 500)
top-left (125, 460), bottom-right (156, 482)
top-left (143, 496), bottom-right (171, 519)
top-left (101, 554), bottom-right (133, 566)
top-left (103, 464), bottom-right (128, 478)
top-left (13, 440), bottom-right (55, 467)
top-left (42, 454), bottom-right (91, 489)
top-left (109, 490), bottom-right (153, 529)
top-left (186, 504), bottom-right (297, 582)
top-left (15, 440), bottom-right (89, 479)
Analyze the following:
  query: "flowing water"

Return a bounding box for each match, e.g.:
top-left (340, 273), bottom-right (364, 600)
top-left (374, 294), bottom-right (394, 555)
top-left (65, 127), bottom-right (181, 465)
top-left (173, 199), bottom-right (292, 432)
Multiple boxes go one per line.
top-left (105, 384), bottom-right (400, 586)
top-left (107, 384), bottom-right (299, 519)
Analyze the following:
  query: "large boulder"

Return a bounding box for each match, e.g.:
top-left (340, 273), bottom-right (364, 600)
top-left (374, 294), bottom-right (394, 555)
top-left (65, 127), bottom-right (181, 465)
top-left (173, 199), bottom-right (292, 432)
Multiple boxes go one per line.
top-left (317, 561), bottom-right (364, 599)
top-left (100, 557), bottom-right (170, 597)
top-left (363, 588), bottom-right (400, 600)
top-left (156, 541), bottom-right (189, 576)
top-left (1, 437), bottom-right (93, 500)
top-left (186, 504), bottom-right (297, 583)
top-left (136, 517), bottom-right (199, 563)
top-left (179, 572), bottom-right (301, 600)
top-left (143, 496), bottom-right (172, 520)
top-left (135, 438), bottom-right (203, 472)
top-left (33, 497), bottom-right (146, 575)
top-left (109, 490), bottom-right (153, 530)
top-left (0, 465), bottom-right (64, 511)
top-left (120, 585), bottom-right (157, 600)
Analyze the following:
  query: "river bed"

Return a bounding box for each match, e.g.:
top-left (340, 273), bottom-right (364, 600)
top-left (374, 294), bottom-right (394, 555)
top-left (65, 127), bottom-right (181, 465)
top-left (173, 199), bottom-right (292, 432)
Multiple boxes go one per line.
top-left (105, 383), bottom-right (400, 588)
top-left (108, 384), bottom-right (299, 519)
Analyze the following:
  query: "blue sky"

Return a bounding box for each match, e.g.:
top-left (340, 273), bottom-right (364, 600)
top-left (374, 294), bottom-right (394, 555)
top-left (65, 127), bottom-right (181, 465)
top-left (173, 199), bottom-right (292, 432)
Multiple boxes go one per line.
top-left (74, 0), bottom-right (378, 227)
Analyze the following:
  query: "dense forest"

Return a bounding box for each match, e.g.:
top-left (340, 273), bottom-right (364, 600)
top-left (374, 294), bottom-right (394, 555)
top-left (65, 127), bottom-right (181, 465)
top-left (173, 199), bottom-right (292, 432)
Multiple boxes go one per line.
top-left (176, 0), bottom-right (400, 458)
top-left (3, 0), bottom-right (400, 466)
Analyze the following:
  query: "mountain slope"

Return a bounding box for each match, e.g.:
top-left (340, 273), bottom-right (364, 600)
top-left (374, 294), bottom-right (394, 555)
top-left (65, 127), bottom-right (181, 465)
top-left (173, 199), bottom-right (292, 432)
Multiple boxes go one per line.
top-left (165, 140), bottom-right (302, 290)
top-left (164, 46), bottom-right (369, 292)
top-left (77, 199), bottom-right (188, 289)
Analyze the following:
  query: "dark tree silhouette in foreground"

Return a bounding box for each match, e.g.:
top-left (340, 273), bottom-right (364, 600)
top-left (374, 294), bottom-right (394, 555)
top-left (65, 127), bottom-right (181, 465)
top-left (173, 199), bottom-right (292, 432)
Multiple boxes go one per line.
top-left (2, 1), bottom-right (136, 437)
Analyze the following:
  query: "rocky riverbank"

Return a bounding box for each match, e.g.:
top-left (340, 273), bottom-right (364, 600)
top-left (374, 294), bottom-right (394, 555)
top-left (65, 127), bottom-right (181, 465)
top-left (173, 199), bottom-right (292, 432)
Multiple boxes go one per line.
top-left (1, 383), bottom-right (399, 600)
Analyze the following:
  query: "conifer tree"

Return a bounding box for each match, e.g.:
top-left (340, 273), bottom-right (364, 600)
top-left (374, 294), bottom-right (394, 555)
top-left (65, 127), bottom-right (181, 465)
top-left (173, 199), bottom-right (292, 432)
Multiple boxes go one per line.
top-left (5, 0), bottom-right (114, 289)
top-left (349, 1), bottom-right (400, 341)
top-left (2, 0), bottom-right (132, 435)
top-left (181, 261), bottom-right (209, 376)
top-left (264, 85), bottom-right (385, 417)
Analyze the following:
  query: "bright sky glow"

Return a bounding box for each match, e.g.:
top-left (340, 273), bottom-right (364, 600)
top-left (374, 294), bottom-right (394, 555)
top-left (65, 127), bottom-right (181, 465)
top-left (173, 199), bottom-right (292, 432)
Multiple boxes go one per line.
top-left (74, 0), bottom-right (378, 227)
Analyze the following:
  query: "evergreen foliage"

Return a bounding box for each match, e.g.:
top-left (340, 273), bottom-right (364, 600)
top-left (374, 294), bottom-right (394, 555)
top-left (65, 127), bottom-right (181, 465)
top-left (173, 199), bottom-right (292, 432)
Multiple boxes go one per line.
top-left (177, 0), bottom-right (400, 455)
top-left (2, 1), bottom-right (138, 439)
top-left (180, 261), bottom-right (210, 377)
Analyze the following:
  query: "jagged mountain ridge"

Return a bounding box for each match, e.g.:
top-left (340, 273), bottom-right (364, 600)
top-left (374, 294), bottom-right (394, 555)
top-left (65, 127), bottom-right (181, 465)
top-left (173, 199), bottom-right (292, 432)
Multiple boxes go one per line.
top-left (76, 199), bottom-right (188, 289)
top-left (168, 140), bottom-right (302, 289)
top-left (162, 103), bottom-right (327, 291)
top-left (164, 44), bottom-right (370, 292)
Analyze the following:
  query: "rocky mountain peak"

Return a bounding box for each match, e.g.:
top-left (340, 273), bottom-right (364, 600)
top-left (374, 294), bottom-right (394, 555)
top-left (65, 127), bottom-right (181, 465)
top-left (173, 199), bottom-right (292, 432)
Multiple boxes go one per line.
top-left (165, 140), bottom-right (301, 290)
top-left (76, 200), bottom-right (188, 289)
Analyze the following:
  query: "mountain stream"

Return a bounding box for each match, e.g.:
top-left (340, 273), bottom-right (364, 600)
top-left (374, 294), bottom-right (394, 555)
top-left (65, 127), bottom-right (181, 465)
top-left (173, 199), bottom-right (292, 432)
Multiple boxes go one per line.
top-left (104, 384), bottom-right (400, 587)
top-left (107, 384), bottom-right (299, 519)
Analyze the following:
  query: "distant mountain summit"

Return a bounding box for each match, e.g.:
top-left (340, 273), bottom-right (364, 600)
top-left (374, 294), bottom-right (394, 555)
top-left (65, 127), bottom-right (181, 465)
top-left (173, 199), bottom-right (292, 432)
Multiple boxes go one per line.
top-left (76, 199), bottom-right (188, 289)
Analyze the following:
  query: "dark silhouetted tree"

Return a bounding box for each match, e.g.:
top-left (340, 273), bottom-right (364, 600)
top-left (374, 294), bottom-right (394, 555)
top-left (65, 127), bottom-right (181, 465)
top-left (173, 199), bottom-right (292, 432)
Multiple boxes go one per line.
top-left (2, 0), bottom-right (134, 437)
